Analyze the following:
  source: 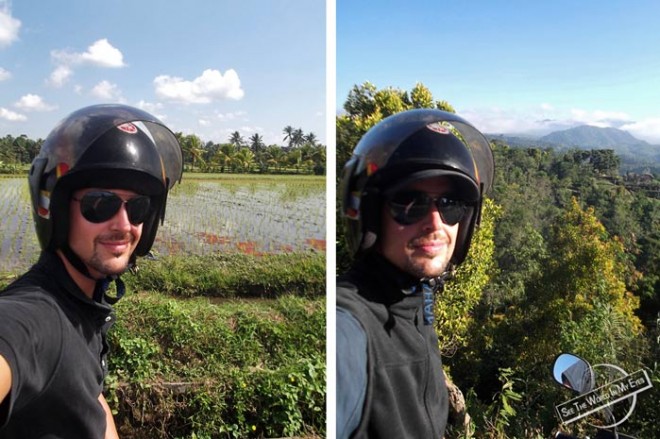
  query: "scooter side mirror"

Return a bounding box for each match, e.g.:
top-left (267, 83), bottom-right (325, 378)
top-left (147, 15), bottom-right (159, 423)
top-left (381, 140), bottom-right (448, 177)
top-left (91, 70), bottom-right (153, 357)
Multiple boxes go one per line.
top-left (552, 353), bottom-right (594, 394)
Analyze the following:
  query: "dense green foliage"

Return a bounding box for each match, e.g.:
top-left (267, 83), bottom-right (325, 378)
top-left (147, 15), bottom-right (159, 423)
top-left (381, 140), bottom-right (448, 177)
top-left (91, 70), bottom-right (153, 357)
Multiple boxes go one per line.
top-left (107, 292), bottom-right (325, 438)
top-left (0, 127), bottom-right (326, 175)
top-left (110, 252), bottom-right (326, 438)
top-left (337, 82), bottom-right (660, 438)
top-left (126, 251), bottom-right (325, 299)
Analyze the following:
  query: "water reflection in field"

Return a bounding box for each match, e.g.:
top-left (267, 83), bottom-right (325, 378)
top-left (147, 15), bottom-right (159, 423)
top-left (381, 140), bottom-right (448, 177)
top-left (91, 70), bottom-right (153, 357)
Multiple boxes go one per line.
top-left (0, 176), bottom-right (326, 273)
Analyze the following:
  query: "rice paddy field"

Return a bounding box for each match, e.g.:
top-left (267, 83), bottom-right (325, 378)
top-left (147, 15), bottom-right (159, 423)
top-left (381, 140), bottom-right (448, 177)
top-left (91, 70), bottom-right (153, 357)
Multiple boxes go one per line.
top-left (0, 173), bottom-right (326, 274)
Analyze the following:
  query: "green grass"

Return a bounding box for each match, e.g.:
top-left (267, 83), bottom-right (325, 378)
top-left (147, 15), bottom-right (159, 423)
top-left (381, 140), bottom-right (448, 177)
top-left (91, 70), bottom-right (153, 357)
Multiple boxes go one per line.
top-left (108, 293), bottom-right (325, 439)
top-left (126, 251), bottom-right (325, 298)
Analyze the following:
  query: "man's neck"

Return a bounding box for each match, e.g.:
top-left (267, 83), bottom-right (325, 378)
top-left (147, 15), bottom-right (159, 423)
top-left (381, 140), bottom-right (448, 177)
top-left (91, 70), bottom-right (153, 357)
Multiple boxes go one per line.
top-left (55, 250), bottom-right (96, 299)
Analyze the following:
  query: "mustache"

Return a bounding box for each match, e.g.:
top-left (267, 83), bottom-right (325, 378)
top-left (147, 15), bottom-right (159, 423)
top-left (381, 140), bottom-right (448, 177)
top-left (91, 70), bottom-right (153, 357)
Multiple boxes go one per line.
top-left (96, 232), bottom-right (136, 243)
top-left (409, 232), bottom-right (449, 246)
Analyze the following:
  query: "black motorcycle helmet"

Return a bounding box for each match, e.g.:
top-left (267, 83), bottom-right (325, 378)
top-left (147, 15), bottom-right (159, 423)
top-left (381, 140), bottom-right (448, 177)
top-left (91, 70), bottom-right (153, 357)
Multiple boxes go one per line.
top-left (339, 109), bottom-right (494, 266)
top-left (29, 104), bottom-right (183, 267)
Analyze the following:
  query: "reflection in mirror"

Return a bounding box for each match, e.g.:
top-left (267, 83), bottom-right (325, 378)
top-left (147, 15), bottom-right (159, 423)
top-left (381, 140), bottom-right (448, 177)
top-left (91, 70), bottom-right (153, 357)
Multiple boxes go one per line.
top-left (552, 353), bottom-right (594, 394)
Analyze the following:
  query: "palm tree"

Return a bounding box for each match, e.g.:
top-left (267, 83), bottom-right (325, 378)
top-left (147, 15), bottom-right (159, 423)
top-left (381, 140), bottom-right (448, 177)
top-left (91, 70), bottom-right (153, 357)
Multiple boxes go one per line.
top-left (213, 143), bottom-right (237, 173)
top-left (287, 148), bottom-right (303, 173)
top-left (234, 148), bottom-right (255, 173)
top-left (249, 133), bottom-right (265, 154)
top-left (282, 125), bottom-right (295, 148)
top-left (181, 134), bottom-right (205, 171)
top-left (263, 145), bottom-right (286, 173)
top-left (291, 128), bottom-right (305, 148)
top-left (304, 132), bottom-right (318, 146)
top-left (229, 131), bottom-right (244, 149)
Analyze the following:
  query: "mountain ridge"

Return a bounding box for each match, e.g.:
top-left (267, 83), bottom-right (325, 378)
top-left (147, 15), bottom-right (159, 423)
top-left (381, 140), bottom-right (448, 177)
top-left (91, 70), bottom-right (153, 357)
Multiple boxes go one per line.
top-left (486, 125), bottom-right (659, 172)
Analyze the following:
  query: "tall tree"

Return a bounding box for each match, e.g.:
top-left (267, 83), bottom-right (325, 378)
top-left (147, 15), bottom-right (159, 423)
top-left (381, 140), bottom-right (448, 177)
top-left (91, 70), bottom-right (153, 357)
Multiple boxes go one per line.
top-left (229, 131), bottom-right (244, 150)
top-left (249, 133), bottom-right (265, 154)
top-left (282, 125), bottom-right (295, 148)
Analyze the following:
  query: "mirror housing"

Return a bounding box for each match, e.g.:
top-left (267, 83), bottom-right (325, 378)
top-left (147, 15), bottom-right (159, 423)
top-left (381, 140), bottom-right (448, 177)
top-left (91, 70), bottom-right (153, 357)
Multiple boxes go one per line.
top-left (552, 353), bottom-right (594, 394)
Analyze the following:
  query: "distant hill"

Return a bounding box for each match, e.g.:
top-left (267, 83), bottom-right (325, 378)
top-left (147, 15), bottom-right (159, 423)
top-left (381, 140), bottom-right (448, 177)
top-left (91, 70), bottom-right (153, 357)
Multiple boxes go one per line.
top-left (540, 125), bottom-right (644, 148)
top-left (487, 125), bottom-right (660, 173)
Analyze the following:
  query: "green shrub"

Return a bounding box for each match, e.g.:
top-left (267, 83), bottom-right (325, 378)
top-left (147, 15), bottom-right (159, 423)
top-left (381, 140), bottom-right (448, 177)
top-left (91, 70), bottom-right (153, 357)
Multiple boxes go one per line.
top-left (107, 293), bottom-right (325, 438)
top-left (125, 251), bottom-right (325, 298)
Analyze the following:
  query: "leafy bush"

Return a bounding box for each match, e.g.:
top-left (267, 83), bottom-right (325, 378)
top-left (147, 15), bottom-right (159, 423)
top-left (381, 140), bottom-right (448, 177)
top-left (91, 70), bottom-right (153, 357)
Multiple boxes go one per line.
top-left (107, 293), bottom-right (325, 438)
top-left (125, 251), bottom-right (325, 298)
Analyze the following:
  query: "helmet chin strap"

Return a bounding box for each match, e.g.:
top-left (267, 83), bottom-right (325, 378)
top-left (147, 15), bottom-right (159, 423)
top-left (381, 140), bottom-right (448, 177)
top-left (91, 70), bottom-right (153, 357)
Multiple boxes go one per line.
top-left (59, 244), bottom-right (126, 304)
top-left (417, 269), bottom-right (454, 326)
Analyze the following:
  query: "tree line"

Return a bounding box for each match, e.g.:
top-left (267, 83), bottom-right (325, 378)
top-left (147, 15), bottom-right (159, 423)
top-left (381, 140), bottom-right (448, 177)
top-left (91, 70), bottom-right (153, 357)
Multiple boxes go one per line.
top-left (0, 126), bottom-right (326, 175)
top-left (337, 82), bottom-right (659, 438)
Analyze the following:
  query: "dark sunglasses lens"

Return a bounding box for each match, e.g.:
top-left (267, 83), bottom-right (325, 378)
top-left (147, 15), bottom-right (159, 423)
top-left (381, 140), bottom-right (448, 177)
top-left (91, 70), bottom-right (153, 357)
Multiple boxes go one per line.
top-left (126, 196), bottom-right (151, 224)
top-left (437, 199), bottom-right (469, 226)
top-left (80, 192), bottom-right (123, 223)
top-left (388, 191), bottom-right (432, 225)
top-left (79, 192), bottom-right (150, 225)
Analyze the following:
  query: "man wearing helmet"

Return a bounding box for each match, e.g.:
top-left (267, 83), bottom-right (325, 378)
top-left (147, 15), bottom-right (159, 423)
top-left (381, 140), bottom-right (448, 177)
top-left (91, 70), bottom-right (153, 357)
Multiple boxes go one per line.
top-left (0, 104), bottom-right (183, 438)
top-left (337, 109), bottom-right (494, 438)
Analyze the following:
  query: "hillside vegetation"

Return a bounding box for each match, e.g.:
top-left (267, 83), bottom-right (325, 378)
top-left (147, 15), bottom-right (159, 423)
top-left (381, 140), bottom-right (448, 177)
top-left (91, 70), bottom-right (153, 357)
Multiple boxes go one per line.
top-left (338, 82), bottom-right (659, 438)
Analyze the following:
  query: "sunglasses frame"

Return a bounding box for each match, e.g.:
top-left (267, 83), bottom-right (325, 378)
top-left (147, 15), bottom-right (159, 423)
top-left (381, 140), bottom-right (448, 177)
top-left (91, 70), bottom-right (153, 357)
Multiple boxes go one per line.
top-left (72, 191), bottom-right (152, 225)
top-left (385, 190), bottom-right (474, 226)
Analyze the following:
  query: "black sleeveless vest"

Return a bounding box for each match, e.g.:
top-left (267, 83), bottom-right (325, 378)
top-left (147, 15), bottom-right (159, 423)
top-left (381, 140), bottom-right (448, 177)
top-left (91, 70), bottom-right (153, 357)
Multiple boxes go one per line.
top-left (337, 255), bottom-right (448, 438)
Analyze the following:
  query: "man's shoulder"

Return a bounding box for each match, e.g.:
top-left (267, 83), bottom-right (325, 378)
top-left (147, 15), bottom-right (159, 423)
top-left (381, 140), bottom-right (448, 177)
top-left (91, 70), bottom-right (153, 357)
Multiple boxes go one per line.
top-left (0, 283), bottom-right (60, 316)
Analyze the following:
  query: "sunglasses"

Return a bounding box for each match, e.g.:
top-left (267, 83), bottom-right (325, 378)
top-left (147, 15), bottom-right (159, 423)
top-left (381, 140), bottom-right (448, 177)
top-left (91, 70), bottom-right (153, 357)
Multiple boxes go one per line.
top-left (72, 191), bottom-right (151, 225)
top-left (386, 190), bottom-right (473, 226)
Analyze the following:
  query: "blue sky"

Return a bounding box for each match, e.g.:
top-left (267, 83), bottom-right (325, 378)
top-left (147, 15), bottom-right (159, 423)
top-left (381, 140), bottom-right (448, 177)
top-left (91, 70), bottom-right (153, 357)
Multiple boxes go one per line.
top-left (0, 0), bottom-right (326, 145)
top-left (337, 0), bottom-right (660, 143)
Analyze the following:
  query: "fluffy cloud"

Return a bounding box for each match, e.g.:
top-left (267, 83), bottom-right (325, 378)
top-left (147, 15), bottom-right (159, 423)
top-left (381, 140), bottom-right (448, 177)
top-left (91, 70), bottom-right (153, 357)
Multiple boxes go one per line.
top-left (135, 100), bottom-right (166, 120)
top-left (79, 39), bottom-right (125, 67)
top-left (48, 39), bottom-right (126, 87)
top-left (462, 104), bottom-right (660, 143)
top-left (0, 107), bottom-right (26, 121)
top-left (154, 69), bottom-right (244, 104)
top-left (15, 94), bottom-right (57, 111)
top-left (621, 118), bottom-right (660, 144)
top-left (216, 110), bottom-right (247, 121)
top-left (0, 6), bottom-right (20, 48)
top-left (0, 67), bottom-right (10, 81)
top-left (569, 109), bottom-right (631, 128)
top-left (90, 80), bottom-right (122, 100)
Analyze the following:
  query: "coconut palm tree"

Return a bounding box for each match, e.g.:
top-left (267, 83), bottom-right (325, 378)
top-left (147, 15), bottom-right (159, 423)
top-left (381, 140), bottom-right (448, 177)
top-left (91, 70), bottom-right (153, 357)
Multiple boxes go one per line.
top-left (229, 131), bottom-right (245, 149)
top-left (304, 132), bottom-right (318, 146)
top-left (234, 148), bottom-right (255, 173)
top-left (282, 125), bottom-right (295, 148)
top-left (249, 133), bottom-right (265, 154)
top-left (212, 143), bottom-right (237, 173)
top-left (291, 128), bottom-right (305, 148)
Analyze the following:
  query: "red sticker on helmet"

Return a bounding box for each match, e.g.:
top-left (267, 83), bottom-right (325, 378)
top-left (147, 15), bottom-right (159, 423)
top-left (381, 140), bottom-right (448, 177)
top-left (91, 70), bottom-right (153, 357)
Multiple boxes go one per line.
top-left (117, 122), bottom-right (138, 134)
top-left (366, 162), bottom-right (378, 176)
top-left (426, 122), bottom-right (450, 135)
top-left (56, 163), bottom-right (69, 178)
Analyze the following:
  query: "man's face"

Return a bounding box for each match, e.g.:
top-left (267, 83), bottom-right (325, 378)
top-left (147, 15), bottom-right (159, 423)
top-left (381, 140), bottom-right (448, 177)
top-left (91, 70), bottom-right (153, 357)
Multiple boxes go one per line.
top-left (379, 176), bottom-right (459, 279)
top-left (68, 188), bottom-right (144, 278)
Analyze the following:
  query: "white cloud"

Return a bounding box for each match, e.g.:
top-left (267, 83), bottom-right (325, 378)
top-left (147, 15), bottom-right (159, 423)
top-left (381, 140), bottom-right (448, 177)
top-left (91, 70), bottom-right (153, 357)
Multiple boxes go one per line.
top-left (48, 65), bottom-right (73, 87)
top-left (621, 118), bottom-right (660, 144)
top-left (462, 104), bottom-right (660, 144)
top-left (79, 39), bottom-right (125, 67)
top-left (217, 110), bottom-right (247, 120)
top-left (0, 107), bottom-right (26, 121)
top-left (198, 119), bottom-right (211, 127)
top-left (14, 94), bottom-right (57, 111)
top-left (154, 68), bottom-right (244, 104)
top-left (0, 6), bottom-right (20, 48)
top-left (90, 80), bottom-right (121, 100)
top-left (569, 108), bottom-right (631, 127)
top-left (48, 39), bottom-right (125, 87)
top-left (0, 66), bottom-right (10, 81)
top-left (135, 100), bottom-right (166, 120)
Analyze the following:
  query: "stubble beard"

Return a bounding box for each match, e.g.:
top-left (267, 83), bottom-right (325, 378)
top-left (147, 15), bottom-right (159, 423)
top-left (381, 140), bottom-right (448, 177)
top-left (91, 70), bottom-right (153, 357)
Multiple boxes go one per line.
top-left (404, 233), bottom-right (451, 279)
top-left (88, 232), bottom-right (135, 277)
